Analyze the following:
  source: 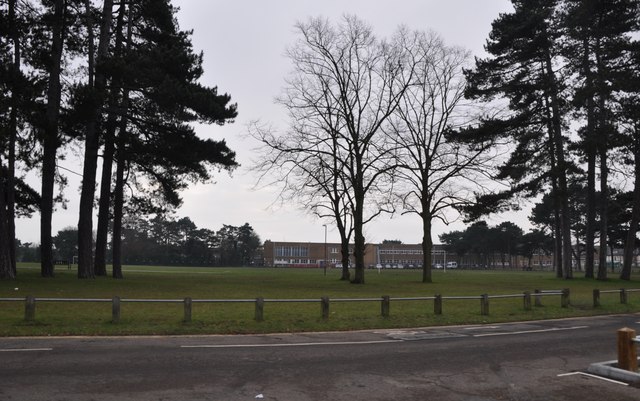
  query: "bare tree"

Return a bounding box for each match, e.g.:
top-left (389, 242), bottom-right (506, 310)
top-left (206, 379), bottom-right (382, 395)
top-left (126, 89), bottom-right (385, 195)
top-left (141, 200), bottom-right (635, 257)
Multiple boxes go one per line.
top-left (389, 29), bottom-right (500, 283)
top-left (252, 119), bottom-right (355, 280)
top-left (253, 16), bottom-right (411, 283)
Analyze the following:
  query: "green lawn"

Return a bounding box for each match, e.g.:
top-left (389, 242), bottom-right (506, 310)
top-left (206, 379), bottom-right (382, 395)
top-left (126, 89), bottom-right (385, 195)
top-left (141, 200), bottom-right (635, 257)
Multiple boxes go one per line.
top-left (1, 263), bottom-right (639, 336)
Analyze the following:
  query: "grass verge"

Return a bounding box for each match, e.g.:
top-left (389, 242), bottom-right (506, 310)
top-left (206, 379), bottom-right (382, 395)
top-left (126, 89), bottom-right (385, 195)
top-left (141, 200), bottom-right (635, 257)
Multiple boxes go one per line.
top-left (1, 264), bottom-right (639, 336)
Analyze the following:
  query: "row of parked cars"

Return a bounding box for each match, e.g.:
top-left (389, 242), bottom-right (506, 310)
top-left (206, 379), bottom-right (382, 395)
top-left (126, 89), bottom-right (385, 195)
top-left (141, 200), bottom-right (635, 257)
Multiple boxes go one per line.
top-left (373, 262), bottom-right (458, 269)
top-left (375, 264), bottom-right (416, 269)
top-left (434, 262), bottom-right (458, 269)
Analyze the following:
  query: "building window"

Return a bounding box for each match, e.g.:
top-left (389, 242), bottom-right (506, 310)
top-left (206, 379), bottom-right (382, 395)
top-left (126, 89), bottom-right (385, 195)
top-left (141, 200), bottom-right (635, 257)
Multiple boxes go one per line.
top-left (275, 245), bottom-right (309, 258)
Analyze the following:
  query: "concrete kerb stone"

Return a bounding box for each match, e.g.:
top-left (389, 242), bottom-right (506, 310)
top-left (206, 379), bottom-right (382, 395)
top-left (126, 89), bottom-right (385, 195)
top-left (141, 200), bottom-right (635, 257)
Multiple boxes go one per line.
top-left (587, 359), bottom-right (640, 384)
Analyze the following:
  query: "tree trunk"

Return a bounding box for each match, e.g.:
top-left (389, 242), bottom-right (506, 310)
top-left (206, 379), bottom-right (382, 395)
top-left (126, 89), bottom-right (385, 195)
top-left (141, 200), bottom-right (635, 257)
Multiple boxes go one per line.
top-left (585, 150), bottom-right (596, 278)
top-left (351, 165), bottom-right (365, 283)
top-left (0, 169), bottom-right (14, 279)
top-left (597, 143), bottom-right (608, 280)
top-left (93, 134), bottom-right (114, 276)
top-left (595, 44), bottom-right (608, 282)
top-left (41, 0), bottom-right (66, 278)
top-left (110, 4), bottom-right (133, 280)
top-left (77, 0), bottom-right (114, 279)
top-left (553, 201), bottom-right (563, 278)
top-left (6, 0), bottom-right (20, 278)
top-left (421, 216), bottom-right (433, 283)
top-left (95, 2), bottom-right (127, 276)
top-left (340, 241), bottom-right (350, 281)
top-left (581, 35), bottom-right (597, 280)
top-left (112, 133), bottom-right (125, 280)
top-left (543, 86), bottom-right (563, 279)
top-left (544, 51), bottom-right (572, 279)
top-left (573, 232), bottom-right (582, 272)
top-left (352, 220), bottom-right (365, 284)
top-left (621, 129), bottom-right (640, 280)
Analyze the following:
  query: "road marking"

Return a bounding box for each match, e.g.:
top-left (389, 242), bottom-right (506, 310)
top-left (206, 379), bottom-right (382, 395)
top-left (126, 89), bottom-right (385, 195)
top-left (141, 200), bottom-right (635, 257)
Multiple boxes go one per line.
top-left (0, 348), bottom-right (53, 352)
top-left (558, 371), bottom-right (629, 386)
top-left (463, 326), bottom-right (500, 330)
top-left (182, 340), bottom-right (402, 349)
top-left (473, 326), bottom-right (588, 338)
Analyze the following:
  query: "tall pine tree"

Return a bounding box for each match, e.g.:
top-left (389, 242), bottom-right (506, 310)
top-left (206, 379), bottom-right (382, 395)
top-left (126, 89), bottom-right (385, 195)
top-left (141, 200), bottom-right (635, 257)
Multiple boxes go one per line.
top-left (463, 0), bottom-right (574, 278)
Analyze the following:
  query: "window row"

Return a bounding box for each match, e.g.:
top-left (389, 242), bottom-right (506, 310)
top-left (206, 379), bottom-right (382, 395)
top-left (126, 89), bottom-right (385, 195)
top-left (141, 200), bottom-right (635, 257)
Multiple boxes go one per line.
top-left (275, 246), bottom-right (309, 258)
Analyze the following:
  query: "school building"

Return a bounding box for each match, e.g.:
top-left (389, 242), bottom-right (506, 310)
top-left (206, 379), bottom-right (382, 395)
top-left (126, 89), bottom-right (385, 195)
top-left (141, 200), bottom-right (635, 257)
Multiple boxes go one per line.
top-left (262, 240), bottom-right (478, 269)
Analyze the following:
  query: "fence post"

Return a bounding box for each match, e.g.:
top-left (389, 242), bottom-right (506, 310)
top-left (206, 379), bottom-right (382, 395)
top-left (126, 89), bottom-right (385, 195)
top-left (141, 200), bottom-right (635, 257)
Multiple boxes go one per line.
top-left (480, 294), bottom-right (489, 316)
top-left (561, 288), bottom-right (570, 308)
top-left (593, 289), bottom-right (600, 307)
top-left (534, 289), bottom-right (542, 307)
top-left (112, 296), bottom-right (121, 323)
top-left (321, 296), bottom-right (330, 320)
top-left (434, 294), bottom-right (442, 315)
top-left (255, 297), bottom-right (264, 322)
top-left (617, 327), bottom-right (638, 372)
top-left (523, 291), bottom-right (531, 311)
top-left (183, 297), bottom-right (192, 323)
top-left (381, 296), bottom-right (390, 318)
top-left (24, 295), bottom-right (36, 321)
top-left (620, 289), bottom-right (628, 305)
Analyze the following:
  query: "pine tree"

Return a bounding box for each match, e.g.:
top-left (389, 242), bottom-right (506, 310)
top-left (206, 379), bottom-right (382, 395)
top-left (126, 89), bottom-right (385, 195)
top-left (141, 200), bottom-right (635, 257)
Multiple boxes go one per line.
top-left (463, 0), bottom-right (574, 278)
top-left (107, 0), bottom-right (237, 276)
top-left (561, 0), bottom-right (639, 280)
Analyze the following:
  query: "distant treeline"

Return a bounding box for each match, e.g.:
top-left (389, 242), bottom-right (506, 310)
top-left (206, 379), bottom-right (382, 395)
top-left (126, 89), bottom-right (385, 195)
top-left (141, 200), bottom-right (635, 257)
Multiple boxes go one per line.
top-left (18, 215), bottom-right (262, 267)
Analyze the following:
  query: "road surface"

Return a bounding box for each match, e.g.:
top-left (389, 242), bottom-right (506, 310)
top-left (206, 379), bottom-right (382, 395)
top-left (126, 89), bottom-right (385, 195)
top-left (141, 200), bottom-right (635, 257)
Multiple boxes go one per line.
top-left (2, 314), bottom-right (639, 400)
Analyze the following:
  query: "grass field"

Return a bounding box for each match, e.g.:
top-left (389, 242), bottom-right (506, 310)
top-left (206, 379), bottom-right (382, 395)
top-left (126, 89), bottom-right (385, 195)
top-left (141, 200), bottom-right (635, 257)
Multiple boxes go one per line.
top-left (1, 263), bottom-right (640, 336)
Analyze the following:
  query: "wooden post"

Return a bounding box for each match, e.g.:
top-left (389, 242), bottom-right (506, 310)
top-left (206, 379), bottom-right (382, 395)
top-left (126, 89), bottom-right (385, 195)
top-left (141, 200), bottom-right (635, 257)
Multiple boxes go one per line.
top-left (593, 289), bottom-right (600, 307)
top-left (255, 297), bottom-right (264, 322)
top-left (620, 289), bottom-right (628, 305)
top-left (480, 294), bottom-right (489, 316)
top-left (112, 296), bottom-right (120, 323)
top-left (381, 296), bottom-right (390, 317)
top-left (534, 289), bottom-right (542, 307)
top-left (561, 288), bottom-right (570, 308)
top-left (24, 295), bottom-right (36, 321)
top-left (434, 294), bottom-right (442, 315)
top-left (321, 296), bottom-right (330, 320)
top-left (523, 291), bottom-right (531, 311)
top-left (617, 327), bottom-right (638, 372)
top-left (183, 297), bottom-right (192, 323)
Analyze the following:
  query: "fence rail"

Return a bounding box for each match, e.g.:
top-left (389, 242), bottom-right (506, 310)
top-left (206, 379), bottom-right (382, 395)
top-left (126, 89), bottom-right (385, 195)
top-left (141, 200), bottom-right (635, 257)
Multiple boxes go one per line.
top-left (1, 287), bottom-right (637, 324)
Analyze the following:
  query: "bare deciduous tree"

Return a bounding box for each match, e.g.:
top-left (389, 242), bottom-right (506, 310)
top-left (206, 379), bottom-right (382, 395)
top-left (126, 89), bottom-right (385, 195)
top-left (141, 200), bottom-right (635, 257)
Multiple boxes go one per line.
top-left (389, 29), bottom-right (500, 283)
top-left (253, 15), bottom-right (411, 283)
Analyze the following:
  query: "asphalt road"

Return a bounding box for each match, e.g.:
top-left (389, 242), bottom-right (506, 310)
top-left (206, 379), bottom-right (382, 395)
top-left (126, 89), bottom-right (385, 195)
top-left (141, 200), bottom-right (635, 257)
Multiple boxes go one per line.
top-left (2, 314), bottom-right (640, 401)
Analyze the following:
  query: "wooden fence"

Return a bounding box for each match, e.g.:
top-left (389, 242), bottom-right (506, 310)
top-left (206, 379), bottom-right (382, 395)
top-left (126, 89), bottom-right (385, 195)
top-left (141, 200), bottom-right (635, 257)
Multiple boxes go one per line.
top-left (2, 288), bottom-right (639, 323)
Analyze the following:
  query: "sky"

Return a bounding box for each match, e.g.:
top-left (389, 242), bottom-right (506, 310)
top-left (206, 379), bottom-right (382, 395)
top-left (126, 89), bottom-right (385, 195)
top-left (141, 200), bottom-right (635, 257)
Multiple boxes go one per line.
top-left (16, 0), bottom-right (523, 246)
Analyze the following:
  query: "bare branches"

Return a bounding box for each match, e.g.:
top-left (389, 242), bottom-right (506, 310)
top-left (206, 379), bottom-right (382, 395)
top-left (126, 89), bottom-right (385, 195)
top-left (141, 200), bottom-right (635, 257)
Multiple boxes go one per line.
top-left (252, 17), bottom-right (500, 283)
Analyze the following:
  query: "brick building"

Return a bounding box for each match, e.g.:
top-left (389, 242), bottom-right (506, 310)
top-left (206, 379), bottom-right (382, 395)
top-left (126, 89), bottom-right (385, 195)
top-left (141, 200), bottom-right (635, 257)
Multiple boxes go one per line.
top-left (262, 240), bottom-right (563, 270)
top-left (262, 240), bottom-right (376, 268)
top-left (262, 240), bottom-right (451, 268)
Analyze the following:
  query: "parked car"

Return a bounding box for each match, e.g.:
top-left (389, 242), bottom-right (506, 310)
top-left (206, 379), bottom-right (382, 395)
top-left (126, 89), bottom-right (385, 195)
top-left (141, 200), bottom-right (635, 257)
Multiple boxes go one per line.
top-left (434, 263), bottom-right (443, 269)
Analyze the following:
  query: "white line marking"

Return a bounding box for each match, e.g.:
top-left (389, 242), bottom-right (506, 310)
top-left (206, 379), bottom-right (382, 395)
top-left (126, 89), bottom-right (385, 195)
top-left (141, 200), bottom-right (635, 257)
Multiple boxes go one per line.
top-left (473, 326), bottom-right (588, 337)
top-left (0, 348), bottom-right (53, 352)
top-left (558, 371), bottom-right (629, 386)
top-left (463, 326), bottom-right (500, 330)
top-left (182, 340), bottom-right (402, 349)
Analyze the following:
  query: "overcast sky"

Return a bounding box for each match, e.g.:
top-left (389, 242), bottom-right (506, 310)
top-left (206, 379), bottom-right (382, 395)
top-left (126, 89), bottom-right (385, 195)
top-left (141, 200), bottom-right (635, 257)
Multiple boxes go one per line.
top-left (16, 0), bottom-right (522, 245)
